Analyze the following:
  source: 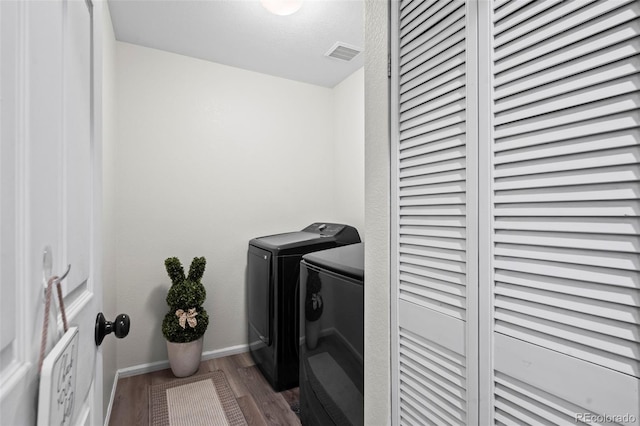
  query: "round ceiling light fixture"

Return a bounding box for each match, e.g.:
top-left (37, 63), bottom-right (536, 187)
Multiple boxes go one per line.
top-left (260, 0), bottom-right (303, 16)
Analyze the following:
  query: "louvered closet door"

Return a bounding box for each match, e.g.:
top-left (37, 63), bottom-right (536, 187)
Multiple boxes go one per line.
top-left (488, 0), bottom-right (640, 424)
top-left (391, 0), bottom-right (478, 425)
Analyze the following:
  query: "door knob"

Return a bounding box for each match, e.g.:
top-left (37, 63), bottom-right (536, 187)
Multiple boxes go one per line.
top-left (95, 312), bottom-right (130, 346)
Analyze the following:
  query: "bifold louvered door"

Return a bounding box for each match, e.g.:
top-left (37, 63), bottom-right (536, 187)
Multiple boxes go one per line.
top-left (391, 0), bottom-right (640, 425)
top-left (487, 0), bottom-right (640, 424)
top-left (391, 0), bottom-right (479, 424)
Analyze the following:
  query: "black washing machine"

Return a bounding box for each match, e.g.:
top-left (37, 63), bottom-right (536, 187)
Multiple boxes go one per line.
top-left (247, 223), bottom-right (360, 391)
top-left (299, 242), bottom-right (364, 426)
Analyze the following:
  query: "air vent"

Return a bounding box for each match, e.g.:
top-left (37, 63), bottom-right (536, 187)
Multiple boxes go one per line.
top-left (324, 42), bottom-right (362, 62)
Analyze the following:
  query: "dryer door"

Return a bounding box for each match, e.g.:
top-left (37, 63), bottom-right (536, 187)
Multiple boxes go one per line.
top-left (248, 245), bottom-right (272, 346)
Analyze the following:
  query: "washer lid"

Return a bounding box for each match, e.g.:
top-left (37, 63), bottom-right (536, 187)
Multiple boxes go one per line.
top-left (303, 243), bottom-right (364, 280)
top-left (250, 231), bottom-right (330, 252)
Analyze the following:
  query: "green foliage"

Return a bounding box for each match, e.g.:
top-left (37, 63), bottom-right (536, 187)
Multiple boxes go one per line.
top-left (306, 269), bottom-right (322, 294)
top-left (162, 256), bottom-right (209, 343)
top-left (166, 280), bottom-right (206, 308)
top-left (162, 309), bottom-right (209, 343)
top-left (187, 257), bottom-right (206, 282)
top-left (165, 257), bottom-right (185, 285)
top-left (305, 269), bottom-right (323, 322)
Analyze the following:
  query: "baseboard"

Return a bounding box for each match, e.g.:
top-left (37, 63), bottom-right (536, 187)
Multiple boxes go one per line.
top-left (116, 343), bottom-right (249, 378)
top-left (104, 369), bottom-right (119, 426)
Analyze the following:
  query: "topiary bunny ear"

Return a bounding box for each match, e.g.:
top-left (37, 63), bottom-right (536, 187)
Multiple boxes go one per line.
top-left (165, 257), bottom-right (185, 285)
top-left (187, 257), bottom-right (206, 282)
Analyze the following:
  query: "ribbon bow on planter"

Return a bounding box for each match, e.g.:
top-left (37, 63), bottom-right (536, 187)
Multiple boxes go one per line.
top-left (175, 308), bottom-right (198, 329)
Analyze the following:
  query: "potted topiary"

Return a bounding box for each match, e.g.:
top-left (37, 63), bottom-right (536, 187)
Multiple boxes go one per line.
top-left (304, 269), bottom-right (323, 349)
top-left (162, 256), bottom-right (209, 377)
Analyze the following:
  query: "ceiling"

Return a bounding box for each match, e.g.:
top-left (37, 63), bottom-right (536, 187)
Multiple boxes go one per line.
top-left (107, 0), bottom-right (365, 88)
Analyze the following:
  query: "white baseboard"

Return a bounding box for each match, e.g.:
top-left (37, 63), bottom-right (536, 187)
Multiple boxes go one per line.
top-left (104, 369), bottom-right (119, 426)
top-left (116, 343), bottom-right (249, 378)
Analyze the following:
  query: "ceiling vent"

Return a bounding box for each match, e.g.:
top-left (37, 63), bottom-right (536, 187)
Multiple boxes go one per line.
top-left (324, 42), bottom-right (362, 62)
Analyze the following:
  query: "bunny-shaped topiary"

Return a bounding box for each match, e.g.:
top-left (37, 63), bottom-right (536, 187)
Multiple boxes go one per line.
top-left (162, 257), bottom-right (209, 343)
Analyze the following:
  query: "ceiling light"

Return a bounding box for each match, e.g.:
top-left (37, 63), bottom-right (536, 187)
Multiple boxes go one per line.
top-left (260, 0), bottom-right (302, 16)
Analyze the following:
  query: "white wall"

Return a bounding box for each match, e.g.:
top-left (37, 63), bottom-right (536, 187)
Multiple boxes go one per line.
top-left (114, 42), bottom-right (364, 369)
top-left (364, 0), bottom-right (391, 424)
top-left (333, 67), bottom-right (365, 235)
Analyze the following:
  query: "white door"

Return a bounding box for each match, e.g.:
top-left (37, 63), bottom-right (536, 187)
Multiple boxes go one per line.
top-left (481, 0), bottom-right (640, 423)
top-left (390, 0), bottom-right (479, 423)
top-left (391, 0), bottom-right (640, 424)
top-left (0, 0), bottom-right (103, 425)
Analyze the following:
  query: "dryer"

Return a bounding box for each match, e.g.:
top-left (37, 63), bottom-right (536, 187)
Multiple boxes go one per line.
top-left (299, 242), bottom-right (364, 426)
top-left (247, 223), bottom-right (360, 391)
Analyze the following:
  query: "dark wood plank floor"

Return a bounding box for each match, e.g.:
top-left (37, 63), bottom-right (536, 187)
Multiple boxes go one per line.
top-left (109, 352), bottom-right (301, 426)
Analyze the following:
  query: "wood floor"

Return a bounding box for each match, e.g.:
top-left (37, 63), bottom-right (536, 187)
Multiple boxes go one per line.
top-left (109, 352), bottom-right (301, 426)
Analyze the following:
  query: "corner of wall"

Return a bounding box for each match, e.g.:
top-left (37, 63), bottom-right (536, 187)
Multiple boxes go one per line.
top-left (364, 0), bottom-right (391, 424)
top-left (331, 66), bottom-right (365, 237)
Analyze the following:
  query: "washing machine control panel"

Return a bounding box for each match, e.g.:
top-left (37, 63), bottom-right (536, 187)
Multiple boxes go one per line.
top-left (303, 222), bottom-right (343, 236)
top-left (301, 223), bottom-right (361, 244)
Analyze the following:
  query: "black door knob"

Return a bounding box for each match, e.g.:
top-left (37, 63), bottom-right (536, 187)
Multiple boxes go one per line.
top-left (95, 312), bottom-right (130, 346)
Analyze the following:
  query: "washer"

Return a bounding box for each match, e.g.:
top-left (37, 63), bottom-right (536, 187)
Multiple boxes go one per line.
top-left (299, 242), bottom-right (364, 426)
top-left (247, 223), bottom-right (360, 391)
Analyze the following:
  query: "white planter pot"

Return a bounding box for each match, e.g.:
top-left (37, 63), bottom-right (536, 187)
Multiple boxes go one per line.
top-left (305, 320), bottom-right (320, 350)
top-left (166, 336), bottom-right (204, 377)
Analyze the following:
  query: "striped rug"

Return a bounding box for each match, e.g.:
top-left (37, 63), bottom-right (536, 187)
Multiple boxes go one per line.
top-left (149, 370), bottom-right (247, 426)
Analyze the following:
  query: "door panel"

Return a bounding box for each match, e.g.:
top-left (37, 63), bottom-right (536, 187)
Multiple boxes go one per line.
top-left (392, 0), bottom-right (640, 424)
top-left (0, 1), bottom-right (102, 424)
top-left (64, 0), bottom-right (93, 297)
top-left (489, 0), bottom-right (640, 421)
top-left (392, 0), bottom-right (478, 424)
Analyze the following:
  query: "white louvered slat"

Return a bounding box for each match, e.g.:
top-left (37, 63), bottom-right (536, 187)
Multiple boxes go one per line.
top-left (494, 230), bottom-right (640, 253)
top-left (401, 75), bottom-right (466, 113)
top-left (495, 165), bottom-right (639, 191)
top-left (401, 7), bottom-right (465, 66)
top-left (399, 328), bottom-right (467, 425)
top-left (495, 70), bottom-right (640, 119)
top-left (400, 110), bottom-right (466, 141)
top-left (495, 19), bottom-right (640, 87)
top-left (495, 147), bottom-right (640, 178)
top-left (495, 187), bottom-right (640, 205)
top-left (494, 0), bottom-right (600, 49)
top-left (400, 87), bottom-right (465, 125)
top-left (494, 0), bottom-right (562, 36)
top-left (495, 2), bottom-right (640, 74)
top-left (400, 0), bottom-right (438, 27)
top-left (495, 94), bottom-right (640, 139)
top-left (400, 43), bottom-right (465, 92)
top-left (495, 38), bottom-right (640, 102)
top-left (494, 257), bottom-right (639, 290)
top-left (401, 99), bottom-right (466, 134)
top-left (401, 0), bottom-right (462, 48)
top-left (494, 269), bottom-right (639, 307)
top-left (494, 111), bottom-right (640, 152)
top-left (492, 0), bottom-right (640, 407)
top-left (494, 129), bottom-right (640, 165)
top-left (492, 0), bottom-right (536, 25)
top-left (494, 375), bottom-right (604, 426)
top-left (494, 293), bottom-right (638, 342)
top-left (495, 216), bottom-right (639, 235)
top-left (401, 18), bottom-right (465, 70)
top-left (400, 0), bottom-right (427, 17)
